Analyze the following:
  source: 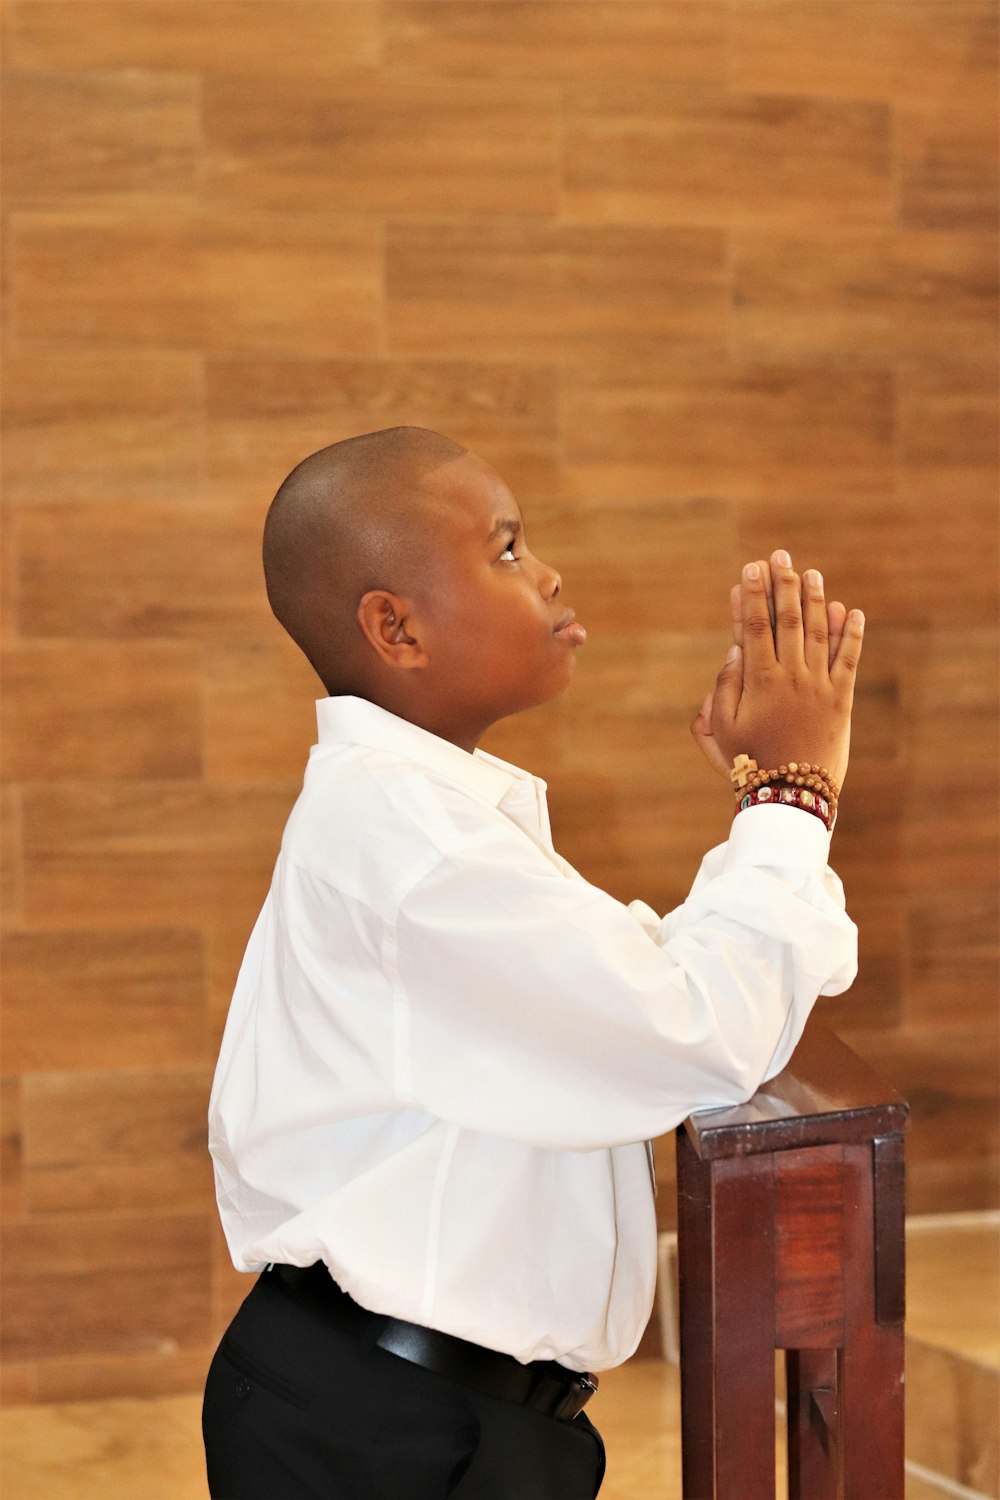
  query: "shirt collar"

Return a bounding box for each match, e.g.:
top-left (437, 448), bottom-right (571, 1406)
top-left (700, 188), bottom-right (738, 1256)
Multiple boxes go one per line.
top-left (314, 696), bottom-right (546, 811)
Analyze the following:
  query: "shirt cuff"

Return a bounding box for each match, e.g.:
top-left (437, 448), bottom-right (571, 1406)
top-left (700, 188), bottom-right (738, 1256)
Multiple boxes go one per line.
top-left (722, 800), bottom-right (833, 873)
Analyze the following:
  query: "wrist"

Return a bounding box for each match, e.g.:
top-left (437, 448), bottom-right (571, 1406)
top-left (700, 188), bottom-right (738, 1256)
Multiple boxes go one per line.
top-left (734, 782), bottom-right (837, 832)
top-left (729, 755), bottom-right (839, 832)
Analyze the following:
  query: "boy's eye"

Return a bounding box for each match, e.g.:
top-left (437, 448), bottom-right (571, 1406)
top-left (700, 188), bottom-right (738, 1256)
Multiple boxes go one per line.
top-left (500, 538), bottom-right (520, 561)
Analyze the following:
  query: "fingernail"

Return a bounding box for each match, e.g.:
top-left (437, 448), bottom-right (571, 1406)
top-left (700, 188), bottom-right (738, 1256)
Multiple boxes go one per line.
top-left (805, 568), bottom-right (823, 588)
top-left (775, 549), bottom-right (791, 568)
top-left (851, 609), bottom-right (865, 630)
top-left (726, 644), bottom-right (740, 663)
top-left (744, 562), bottom-right (760, 581)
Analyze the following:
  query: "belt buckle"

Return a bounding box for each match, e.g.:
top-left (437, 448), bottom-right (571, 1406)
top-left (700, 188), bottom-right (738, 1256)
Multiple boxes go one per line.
top-left (553, 1372), bottom-right (599, 1422)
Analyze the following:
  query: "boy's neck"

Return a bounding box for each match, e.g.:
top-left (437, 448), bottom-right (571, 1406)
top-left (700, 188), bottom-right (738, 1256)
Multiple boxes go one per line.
top-left (346, 689), bottom-right (483, 755)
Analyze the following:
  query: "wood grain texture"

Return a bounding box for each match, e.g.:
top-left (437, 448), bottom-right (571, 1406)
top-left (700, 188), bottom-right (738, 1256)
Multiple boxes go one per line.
top-left (529, 498), bottom-right (737, 635)
top-left (1, 354), bottom-right (205, 502)
top-left (731, 1), bottom-right (996, 106)
top-left (839, 1142), bottom-right (906, 1498)
top-left (22, 1070), bottom-right (213, 1215)
top-left (387, 221), bottom-right (728, 361)
top-left (11, 212), bottom-right (383, 357)
top-left (738, 495), bottom-right (902, 607)
top-left (1, 928), bottom-right (207, 1071)
top-left (202, 640), bottom-right (319, 784)
top-left (896, 97), bottom-right (1000, 232)
top-left (906, 891), bottom-right (999, 1028)
top-left (897, 365), bottom-right (998, 504)
top-left (732, 231), bottom-right (998, 366)
top-left (774, 1147), bottom-right (845, 1348)
top-left (1, 0), bottom-right (996, 1405)
top-left (1, 1077), bottom-right (23, 1225)
top-left (842, 1028), bottom-right (1000, 1214)
top-left (0, 1212), bottom-right (210, 1362)
top-left (20, 783), bottom-right (294, 929)
top-left (384, 1), bottom-right (728, 82)
top-left (204, 73), bottom-right (558, 216)
top-left (903, 631), bottom-right (999, 896)
top-left (17, 501), bottom-right (267, 639)
top-left (896, 369), bottom-right (999, 623)
top-left (205, 356), bottom-right (560, 505)
top-left (906, 1331), bottom-right (1000, 1495)
top-left (1, 786), bottom-right (22, 928)
top-left (817, 890), bottom-right (903, 1034)
top-left (1, 71), bottom-right (201, 203)
top-left (1, 642), bottom-right (202, 780)
top-left (27, 1346), bottom-right (215, 1405)
top-left (563, 84), bottom-right (892, 230)
top-left (4, 1), bottom-right (380, 75)
top-left (786, 1348), bottom-right (839, 1500)
top-left (563, 363), bottom-right (893, 503)
top-left (711, 1154), bottom-right (777, 1497)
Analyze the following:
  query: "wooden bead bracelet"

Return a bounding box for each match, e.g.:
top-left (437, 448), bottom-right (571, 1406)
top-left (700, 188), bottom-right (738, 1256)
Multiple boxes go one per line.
top-left (730, 754), bottom-right (840, 831)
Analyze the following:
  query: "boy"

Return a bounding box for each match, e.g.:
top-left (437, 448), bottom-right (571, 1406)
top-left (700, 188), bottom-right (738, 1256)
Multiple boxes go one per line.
top-left (203, 426), bottom-right (863, 1499)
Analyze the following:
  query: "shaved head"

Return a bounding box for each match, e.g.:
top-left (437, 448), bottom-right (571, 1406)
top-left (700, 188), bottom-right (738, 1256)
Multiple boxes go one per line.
top-left (262, 426), bottom-right (468, 693)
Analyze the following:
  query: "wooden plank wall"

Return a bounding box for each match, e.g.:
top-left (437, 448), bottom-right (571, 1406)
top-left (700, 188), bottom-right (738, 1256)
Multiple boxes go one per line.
top-left (1, 0), bottom-right (997, 1403)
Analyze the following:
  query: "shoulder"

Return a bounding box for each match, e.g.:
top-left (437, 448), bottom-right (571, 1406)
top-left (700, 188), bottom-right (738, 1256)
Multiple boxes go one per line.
top-left (278, 744), bottom-right (510, 913)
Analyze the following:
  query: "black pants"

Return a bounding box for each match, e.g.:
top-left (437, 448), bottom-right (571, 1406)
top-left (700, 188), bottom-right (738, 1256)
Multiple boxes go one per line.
top-left (202, 1268), bottom-right (606, 1499)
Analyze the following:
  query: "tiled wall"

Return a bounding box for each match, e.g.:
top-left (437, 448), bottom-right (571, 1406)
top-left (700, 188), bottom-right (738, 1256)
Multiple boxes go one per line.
top-left (2, 0), bottom-right (997, 1400)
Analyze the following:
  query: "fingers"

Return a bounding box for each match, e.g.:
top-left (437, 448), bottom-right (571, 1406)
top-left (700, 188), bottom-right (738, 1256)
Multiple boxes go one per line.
top-left (713, 643), bottom-right (744, 729)
top-left (830, 608), bottom-right (865, 695)
top-left (827, 599), bottom-right (847, 667)
top-left (740, 563), bottom-right (777, 673)
top-left (734, 555), bottom-right (862, 687)
top-left (802, 568), bottom-right (829, 673)
top-left (770, 549), bottom-right (804, 665)
top-left (730, 582), bottom-right (742, 646)
top-left (759, 559), bottom-right (775, 629)
top-left (733, 560), bottom-right (775, 647)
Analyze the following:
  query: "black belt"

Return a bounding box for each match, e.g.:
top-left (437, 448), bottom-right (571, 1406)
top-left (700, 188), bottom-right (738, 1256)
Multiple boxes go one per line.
top-left (267, 1262), bottom-right (598, 1423)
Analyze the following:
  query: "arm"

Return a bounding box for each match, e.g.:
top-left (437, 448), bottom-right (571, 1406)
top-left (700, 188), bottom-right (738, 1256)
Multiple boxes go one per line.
top-left (391, 804), bottom-right (856, 1152)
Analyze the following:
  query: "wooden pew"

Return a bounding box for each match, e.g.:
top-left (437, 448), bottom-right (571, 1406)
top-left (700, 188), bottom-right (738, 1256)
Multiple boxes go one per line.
top-left (676, 1024), bottom-right (909, 1499)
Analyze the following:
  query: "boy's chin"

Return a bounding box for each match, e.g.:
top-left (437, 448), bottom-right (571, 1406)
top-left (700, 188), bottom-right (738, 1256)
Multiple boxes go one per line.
top-left (513, 664), bottom-right (577, 715)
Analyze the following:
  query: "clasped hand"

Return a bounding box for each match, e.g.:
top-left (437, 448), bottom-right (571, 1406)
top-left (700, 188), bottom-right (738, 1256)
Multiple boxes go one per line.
top-left (692, 550), bottom-right (865, 790)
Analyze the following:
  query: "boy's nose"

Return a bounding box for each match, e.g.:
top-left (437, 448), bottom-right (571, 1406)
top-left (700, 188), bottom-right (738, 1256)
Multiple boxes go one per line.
top-left (541, 564), bottom-right (561, 599)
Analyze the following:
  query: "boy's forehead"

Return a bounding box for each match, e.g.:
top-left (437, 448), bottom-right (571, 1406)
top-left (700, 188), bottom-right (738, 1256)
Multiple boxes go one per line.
top-left (418, 451), bottom-right (518, 535)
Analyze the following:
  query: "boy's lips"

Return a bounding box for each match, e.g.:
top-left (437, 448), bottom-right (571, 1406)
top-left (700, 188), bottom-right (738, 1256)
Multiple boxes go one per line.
top-left (553, 610), bottom-right (587, 645)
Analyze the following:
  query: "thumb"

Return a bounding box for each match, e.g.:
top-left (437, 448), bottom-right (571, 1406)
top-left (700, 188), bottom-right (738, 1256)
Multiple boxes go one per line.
top-left (691, 688), bottom-right (731, 778)
top-left (693, 690), bottom-right (713, 728)
top-left (714, 643), bottom-right (743, 721)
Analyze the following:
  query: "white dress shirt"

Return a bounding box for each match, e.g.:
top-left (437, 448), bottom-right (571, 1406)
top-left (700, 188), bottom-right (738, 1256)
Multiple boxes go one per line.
top-left (209, 695), bottom-right (857, 1371)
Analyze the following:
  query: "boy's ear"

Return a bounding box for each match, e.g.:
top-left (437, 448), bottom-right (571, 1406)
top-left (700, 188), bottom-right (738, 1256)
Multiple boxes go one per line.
top-left (356, 590), bottom-right (429, 670)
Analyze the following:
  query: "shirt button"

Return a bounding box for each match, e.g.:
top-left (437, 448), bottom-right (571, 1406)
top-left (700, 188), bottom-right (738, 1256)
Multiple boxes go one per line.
top-left (235, 1376), bottom-right (251, 1400)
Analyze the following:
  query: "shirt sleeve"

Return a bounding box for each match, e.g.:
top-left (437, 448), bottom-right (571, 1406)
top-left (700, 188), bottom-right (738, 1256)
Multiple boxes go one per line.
top-left (391, 803), bottom-right (857, 1151)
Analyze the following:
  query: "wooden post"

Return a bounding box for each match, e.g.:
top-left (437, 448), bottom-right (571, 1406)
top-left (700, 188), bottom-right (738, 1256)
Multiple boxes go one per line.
top-left (677, 1127), bottom-right (716, 1499)
top-left (675, 1024), bottom-right (909, 1499)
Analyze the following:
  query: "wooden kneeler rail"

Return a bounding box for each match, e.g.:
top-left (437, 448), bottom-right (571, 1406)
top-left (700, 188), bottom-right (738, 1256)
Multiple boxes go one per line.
top-left (676, 1024), bottom-right (909, 1500)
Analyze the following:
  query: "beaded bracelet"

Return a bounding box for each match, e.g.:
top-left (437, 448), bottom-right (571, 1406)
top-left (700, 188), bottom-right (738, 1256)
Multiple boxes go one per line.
top-left (736, 782), bottom-right (837, 832)
top-left (751, 768), bottom-right (838, 812)
top-left (730, 754), bottom-right (840, 808)
top-left (730, 754), bottom-right (839, 831)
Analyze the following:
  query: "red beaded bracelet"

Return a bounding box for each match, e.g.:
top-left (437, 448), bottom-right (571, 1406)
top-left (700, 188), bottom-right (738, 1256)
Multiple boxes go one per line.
top-left (736, 782), bottom-right (837, 832)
